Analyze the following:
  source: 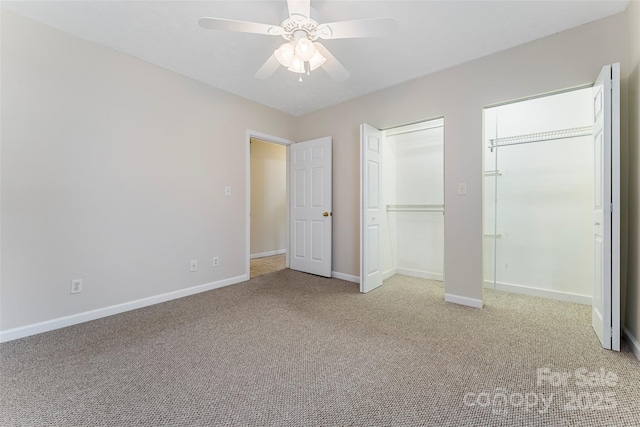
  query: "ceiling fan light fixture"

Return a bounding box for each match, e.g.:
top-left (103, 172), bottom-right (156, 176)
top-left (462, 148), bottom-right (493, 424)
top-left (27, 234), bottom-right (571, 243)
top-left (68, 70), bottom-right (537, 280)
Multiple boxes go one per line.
top-left (274, 42), bottom-right (295, 67)
top-left (308, 50), bottom-right (326, 71)
top-left (294, 37), bottom-right (316, 62)
top-left (287, 55), bottom-right (305, 74)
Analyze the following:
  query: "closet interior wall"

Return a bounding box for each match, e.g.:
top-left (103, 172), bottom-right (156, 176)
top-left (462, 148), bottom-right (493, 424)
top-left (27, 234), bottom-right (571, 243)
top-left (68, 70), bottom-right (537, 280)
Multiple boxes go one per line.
top-left (382, 119), bottom-right (444, 281)
top-left (483, 88), bottom-right (594, 304)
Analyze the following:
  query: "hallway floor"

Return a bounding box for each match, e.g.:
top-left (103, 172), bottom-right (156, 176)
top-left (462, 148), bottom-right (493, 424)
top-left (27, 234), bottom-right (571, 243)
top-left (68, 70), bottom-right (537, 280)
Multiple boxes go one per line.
top-left (250, 254), bottom-right (286, 278)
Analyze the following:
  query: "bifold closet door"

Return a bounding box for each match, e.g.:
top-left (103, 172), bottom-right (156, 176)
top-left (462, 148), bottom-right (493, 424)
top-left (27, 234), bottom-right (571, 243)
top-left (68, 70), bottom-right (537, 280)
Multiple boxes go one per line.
top-left (591, 63), bottom-right (620, 352)
top-left (360, 124), bottom-right (384, 293)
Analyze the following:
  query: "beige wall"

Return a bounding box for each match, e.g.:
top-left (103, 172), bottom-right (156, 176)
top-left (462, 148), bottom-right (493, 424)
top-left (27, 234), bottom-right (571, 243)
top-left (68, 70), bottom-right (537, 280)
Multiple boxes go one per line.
top-left (625, 0), bottom-right (640, 346)
top-left (250, 139), bottom-right (287, 257)
top-left (294, 12), bottom-right (629, 304)
top-left (0, 11), bottom-right (296, 332)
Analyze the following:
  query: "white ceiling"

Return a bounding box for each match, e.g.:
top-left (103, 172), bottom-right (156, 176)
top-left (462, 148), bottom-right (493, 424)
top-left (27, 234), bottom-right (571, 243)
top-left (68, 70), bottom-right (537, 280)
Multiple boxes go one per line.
top-left (2, 1), bottom-right (629, 116)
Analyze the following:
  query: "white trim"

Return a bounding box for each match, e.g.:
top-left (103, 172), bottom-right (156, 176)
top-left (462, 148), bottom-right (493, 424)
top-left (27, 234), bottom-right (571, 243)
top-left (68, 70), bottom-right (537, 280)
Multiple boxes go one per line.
top-left (483, 280), bottom-right (591, 306)
top-left (622, 326), bottom-right (640, 361)
top-left (250, 249), bottom-right (286, 259)
top-left (0, 275), bottom-right (248, 343)
top-left (396, 268), bottom-right (444, 282)
top-left (245, 130), bottom-right (294, 280)
top-left (384, 118), bottom-right (444, 136)
top-left (332, 271), bottom-right (359, 283)
top-left (611, 62), bottom-right (621, 352)
top-left (445, 293), bottom-right (484, 308)
top-left (383, 268), bottom-right (397, 280)
top-left (384, 268), bottom-right (443, 281)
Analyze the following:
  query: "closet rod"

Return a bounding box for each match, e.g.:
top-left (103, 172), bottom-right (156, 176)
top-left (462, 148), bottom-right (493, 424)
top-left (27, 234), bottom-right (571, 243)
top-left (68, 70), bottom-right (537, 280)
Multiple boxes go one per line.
top-left (489, 126), bottom-right (592, 151)
top-left (386, 204), bottom-right (444, 213)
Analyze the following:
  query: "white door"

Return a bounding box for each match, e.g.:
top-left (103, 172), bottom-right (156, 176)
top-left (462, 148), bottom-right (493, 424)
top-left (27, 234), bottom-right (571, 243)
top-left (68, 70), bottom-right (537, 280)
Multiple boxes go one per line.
top-left (360, 124), bottom-right (384, 293)
top-left (289, 137), bottom-right (332, 277)
top-left (592, 63), bottom-right (620, 351)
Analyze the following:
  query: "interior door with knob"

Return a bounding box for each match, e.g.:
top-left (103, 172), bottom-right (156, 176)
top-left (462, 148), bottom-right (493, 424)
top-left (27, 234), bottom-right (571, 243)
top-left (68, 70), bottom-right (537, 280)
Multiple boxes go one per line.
top-left (289, 137), bottom-right (332, 277)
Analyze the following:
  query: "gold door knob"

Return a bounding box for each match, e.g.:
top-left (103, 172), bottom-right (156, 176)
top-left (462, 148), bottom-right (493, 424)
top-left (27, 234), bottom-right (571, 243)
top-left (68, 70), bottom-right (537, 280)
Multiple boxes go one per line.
top-left (323, 212), bottom-right (330, 217)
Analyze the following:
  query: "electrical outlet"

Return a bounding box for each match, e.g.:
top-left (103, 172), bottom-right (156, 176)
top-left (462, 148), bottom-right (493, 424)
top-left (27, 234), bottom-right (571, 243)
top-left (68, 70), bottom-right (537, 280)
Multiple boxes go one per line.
top-left (224, 186), bottom-right (231, 196)
top-left (190, 259), bottom-right (198, 272)
top-left (70, 279), bottom-right (82, 294)
top-left (213, 256), bottom-right (219, 267)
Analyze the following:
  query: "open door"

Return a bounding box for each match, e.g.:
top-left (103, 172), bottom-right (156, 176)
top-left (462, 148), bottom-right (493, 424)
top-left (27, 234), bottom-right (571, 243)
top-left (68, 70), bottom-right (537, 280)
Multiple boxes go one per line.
top-left (592, 63), bottom-right (620, 351)
top-left (289, 137), bottom-right (332, 277)
top-left (360, 124), bottom-right (384, 293)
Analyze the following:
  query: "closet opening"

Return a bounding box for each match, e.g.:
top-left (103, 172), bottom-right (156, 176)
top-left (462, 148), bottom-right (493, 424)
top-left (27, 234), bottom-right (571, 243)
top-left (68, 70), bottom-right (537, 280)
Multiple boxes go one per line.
top-left (360, 117), bottom-right (444, 293)
top-left (482, 87), bottom-right (594, 305)
top-left (482, 64), bottom-right (620, 351)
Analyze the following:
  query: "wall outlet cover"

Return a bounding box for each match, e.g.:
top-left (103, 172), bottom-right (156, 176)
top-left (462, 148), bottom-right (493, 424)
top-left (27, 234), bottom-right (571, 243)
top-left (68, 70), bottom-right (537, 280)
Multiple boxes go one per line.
top-left (71, 279), bottom-right (82, 294)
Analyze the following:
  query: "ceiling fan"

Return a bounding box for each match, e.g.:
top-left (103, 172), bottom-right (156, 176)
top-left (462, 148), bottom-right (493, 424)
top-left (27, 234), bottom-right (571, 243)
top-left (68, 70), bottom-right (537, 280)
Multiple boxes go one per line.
top-left (199, 0), bottom-right (397, 82)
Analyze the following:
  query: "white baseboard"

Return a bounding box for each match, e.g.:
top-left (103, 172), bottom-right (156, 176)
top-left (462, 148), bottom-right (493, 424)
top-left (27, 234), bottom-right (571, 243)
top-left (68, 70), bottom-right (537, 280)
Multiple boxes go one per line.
top-left (331, 271), bottom-right (359, 283)
top-left (250, 249), bottom-right (286, 259)
top-left (623, 326), bottom-right (640, 361)
top-left (396, 268), bottom-right (444, 282)
top-left (0, 274), bottom-right (248, 343)
top-left (483, 280), bottom-right (591, 305)
top-left (382, 268), bottom-right (444, 282)
top-left (445, 293), bottom-right (484, 309)
top-left (383, 268), bottom-right (396, 280)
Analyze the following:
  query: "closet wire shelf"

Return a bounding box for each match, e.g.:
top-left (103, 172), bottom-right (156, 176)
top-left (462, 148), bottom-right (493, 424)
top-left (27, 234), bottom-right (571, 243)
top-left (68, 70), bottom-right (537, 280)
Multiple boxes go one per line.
top-left (489, 126), bottom-right (593, 151)
top-left (386, 204), bottom-right (444, 213)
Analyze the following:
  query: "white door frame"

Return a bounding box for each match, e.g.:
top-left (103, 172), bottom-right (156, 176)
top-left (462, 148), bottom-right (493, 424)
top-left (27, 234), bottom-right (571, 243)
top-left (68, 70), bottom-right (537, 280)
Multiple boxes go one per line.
top-left (245, 130), bottom-right (294, 279)
top-left (611, 62), bottom-right (621, 351)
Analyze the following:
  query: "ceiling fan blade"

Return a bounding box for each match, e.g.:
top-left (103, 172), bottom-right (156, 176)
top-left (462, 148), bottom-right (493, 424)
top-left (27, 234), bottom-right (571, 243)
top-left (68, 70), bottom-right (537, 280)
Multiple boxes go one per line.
top-left (199, 17), bottom-right (283, 36)
top-left (287, 0), bottom-right (311, 20)
top-left (255, 54), bottom-right (281, 80)
top-left (316, 17), bottom-right (397, 39)
top-left (315, 43), bottom-right (350, 82)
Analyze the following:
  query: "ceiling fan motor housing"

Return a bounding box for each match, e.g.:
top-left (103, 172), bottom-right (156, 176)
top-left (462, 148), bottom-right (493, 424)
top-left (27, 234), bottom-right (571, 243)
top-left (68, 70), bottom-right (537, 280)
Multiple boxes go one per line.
top-left (279, 6), bottom-right (320, 41)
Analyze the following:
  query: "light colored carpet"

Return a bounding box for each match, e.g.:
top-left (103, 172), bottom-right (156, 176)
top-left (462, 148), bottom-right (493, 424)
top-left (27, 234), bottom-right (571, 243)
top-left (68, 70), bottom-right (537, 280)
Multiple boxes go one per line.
top-left (1, 270), bottom-right (639, 426)
top-left (250, 254), bottom-right (286, 278)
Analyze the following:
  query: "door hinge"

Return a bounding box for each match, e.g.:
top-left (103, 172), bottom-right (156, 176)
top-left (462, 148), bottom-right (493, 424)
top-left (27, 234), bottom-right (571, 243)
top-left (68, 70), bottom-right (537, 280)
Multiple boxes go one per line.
top-left (610, 203), bottom-right (614, 213)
